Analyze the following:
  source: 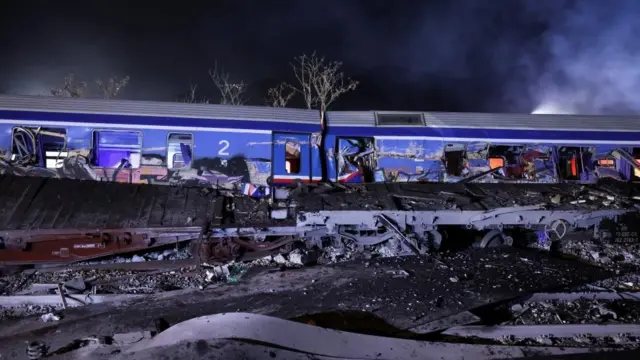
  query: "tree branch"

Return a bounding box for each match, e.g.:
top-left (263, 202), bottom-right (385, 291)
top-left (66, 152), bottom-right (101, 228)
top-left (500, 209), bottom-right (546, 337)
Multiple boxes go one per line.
top-left (266, 82), bottom-right (296, 107)
top-left (51, 74), bottom-right (87, 98)
top-left (288, 52), bottom-right (358, 112)
top-left (96, 76), bottom-right (130, 99)
top-left (180, 82), bottom-right (210, 104)
top-left (208, 62), bottom-right (247, 106)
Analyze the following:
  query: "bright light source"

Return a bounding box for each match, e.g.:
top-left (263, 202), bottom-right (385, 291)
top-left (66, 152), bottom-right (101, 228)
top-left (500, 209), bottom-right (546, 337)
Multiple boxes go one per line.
top-left (531, 102), bottom-right (574, 115)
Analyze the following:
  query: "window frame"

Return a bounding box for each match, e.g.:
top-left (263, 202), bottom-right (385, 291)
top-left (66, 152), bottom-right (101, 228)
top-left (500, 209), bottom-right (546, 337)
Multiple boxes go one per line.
top-left (166, 132), bottom-right (195, 170)
top-left (90, 129), bottom-right (143, 169)
top-left (10, 126), bottom-right (69, 169)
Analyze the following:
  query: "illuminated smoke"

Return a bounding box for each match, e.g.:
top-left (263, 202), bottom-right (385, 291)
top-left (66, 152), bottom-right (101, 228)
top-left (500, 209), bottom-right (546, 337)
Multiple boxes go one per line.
top-left (529, 0), bottom-right (640, 115)
top-left (530, 101), bottom-right (574, 115)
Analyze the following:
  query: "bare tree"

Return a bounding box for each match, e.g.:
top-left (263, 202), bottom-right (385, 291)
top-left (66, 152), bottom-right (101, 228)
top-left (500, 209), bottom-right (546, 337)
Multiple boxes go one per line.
top-left (180, 83), bottom-right (210, 104)
top-left (208, 62), bottom-right (247, 105)
top-left (288, 52), bottom-right (358, 112)
top-left (51, 74), bottom-right (87, 98)
top-left (96, 75), bottom-right (130, 99)
top-left (266, 82), bottom-right (296, 107)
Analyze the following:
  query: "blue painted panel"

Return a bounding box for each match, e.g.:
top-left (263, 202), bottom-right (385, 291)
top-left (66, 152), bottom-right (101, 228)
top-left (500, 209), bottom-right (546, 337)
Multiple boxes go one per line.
top-left (375, 139), bottom-right (440, 182)
top-left (66, 127), bottom-right (91, 150)
top-left (272, 133), bottom-right (311, 183)
top-left (0, 124), bottom-right (12, 151)
top-left (141, 129), bottom-right (169, 153)
top-left (0, 110), bottom-right (321, 133)
top-left (329, 126), bottom-right (640, 143)
top-left (96, 131), bottom-right (142, 148)
top-left (192, 132), bottom-right (271, 160)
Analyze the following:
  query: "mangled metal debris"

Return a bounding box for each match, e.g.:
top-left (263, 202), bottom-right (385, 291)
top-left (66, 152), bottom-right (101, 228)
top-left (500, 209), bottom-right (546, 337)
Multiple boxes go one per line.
top-left (1, 175), bottom-right (640, 266)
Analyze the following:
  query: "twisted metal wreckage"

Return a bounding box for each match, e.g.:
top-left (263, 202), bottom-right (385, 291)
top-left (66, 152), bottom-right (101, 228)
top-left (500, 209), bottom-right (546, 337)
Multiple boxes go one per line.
top-left (0, 172), bottom-right (639, 265)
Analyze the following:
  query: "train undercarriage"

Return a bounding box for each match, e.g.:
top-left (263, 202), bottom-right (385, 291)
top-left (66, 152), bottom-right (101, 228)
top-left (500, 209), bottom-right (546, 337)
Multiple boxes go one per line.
top-left (0, 175), bottom-right (639, 266)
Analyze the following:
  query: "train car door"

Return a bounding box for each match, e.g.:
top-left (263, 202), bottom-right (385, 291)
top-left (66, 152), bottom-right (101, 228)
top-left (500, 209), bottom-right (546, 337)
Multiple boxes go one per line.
top-left (272, 132), bottom-right (311, 184)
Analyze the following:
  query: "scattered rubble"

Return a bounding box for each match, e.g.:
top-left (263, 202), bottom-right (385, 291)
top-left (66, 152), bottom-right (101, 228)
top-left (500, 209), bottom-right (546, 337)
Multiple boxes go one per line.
top-left (505, 298), bottom-right (640, 325)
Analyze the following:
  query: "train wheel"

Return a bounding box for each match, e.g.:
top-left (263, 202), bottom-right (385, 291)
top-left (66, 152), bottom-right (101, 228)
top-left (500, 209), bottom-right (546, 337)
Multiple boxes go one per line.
top-left (475, 229), bottom-right (513, 248)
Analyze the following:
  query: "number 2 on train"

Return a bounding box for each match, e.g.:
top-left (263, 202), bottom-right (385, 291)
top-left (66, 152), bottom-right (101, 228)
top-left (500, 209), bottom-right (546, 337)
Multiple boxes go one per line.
top-left (218, 140), bottom-right (230, 156)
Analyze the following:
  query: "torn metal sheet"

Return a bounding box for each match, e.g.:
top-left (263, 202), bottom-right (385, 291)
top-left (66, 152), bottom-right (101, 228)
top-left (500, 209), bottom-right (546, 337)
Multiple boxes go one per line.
top-left (442, 324), bottom-right (640, 341)
top-left (0, 232), bottom-right (198, 265)
top-left (124, 313), bottom-right (619, 360)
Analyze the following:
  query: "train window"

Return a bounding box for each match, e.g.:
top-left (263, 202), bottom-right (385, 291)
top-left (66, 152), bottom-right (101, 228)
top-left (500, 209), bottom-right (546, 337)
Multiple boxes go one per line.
top-left (10, 126), bottom-right (68, 169)
top-left (285, 140), bottom-right (301, 174)
top-left (91, 130), bottom-right (142, 169)
top-left (443, 144), bottom-right (466, 176)
top-left (556, 146), bottom-right (583, 180)
top-left (167, 133), bottom-right (194, 169)
top-left (376, 113), bottom-right (424, 126)
top-left (487, 145), bottom-right (525, 179)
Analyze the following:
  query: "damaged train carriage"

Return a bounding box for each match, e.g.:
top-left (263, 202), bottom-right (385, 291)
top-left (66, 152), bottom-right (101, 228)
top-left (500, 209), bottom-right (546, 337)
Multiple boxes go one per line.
top-left (0, 95), bottom-right (323, 193)
top-left (324, 111), bottom-right (640, 184)
top-left (1, 95), bottom-right (640, 265)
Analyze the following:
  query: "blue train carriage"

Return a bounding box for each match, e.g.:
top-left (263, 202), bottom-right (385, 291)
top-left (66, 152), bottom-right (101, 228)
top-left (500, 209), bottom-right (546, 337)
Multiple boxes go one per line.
top-left (0, 95), bottom-right (323, 195)
top-left (324, 110), bottom-right (640, 184)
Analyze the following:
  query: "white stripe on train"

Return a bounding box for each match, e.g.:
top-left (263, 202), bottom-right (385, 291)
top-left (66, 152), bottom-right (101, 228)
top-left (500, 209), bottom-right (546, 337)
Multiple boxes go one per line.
top-left (1, 119), bottom-right (638, 146)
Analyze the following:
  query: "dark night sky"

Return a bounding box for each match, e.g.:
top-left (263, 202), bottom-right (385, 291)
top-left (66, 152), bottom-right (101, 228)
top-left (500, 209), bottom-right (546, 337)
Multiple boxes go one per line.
top-left (1, 0), bottom-right (639, 114)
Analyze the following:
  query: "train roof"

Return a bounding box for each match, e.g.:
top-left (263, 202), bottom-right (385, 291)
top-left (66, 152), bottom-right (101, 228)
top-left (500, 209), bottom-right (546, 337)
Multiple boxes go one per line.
top-left (326, 110), bottom-right (640, 132)
top-left (0, 95), bottom-right (321, 125)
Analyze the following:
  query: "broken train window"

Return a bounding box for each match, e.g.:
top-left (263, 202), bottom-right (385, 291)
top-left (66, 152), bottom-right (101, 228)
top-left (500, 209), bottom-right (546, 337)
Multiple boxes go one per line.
top-left (92, 130), bottom-right (142, 169)
top-left (487, 145), bottom-right (526, 179)
top-left (285, 140), bottom-right (301, 174)
top-left (11, 126), bottom-right (68, 168)
top-left (167, 133), bottom-right (193, 169)
top-left (443, 143), bottom-right (466, 176)
top-left (556, 146), bottom-right (584, 180)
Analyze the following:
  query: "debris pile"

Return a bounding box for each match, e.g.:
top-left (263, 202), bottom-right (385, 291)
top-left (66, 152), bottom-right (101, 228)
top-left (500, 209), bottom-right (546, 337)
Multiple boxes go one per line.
top-left (81, 247), bottom-right (192, 265)
top-left (506, 298), bottom-right (640, 325)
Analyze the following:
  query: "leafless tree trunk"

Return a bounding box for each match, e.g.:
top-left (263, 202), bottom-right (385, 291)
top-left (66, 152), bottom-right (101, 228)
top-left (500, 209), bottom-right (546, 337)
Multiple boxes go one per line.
top-left (180, 83), bottom-right (210, 103)
top-left (96, 76), bottom-right (130, 99)
top-left (289, 52), bottom-right (359, 112)
top-left (51, 74), bottom-right (87, 98)
top-left (208, 62), bottom-right (247, 106)
top-left (266, 82), bottom-right (295, 107)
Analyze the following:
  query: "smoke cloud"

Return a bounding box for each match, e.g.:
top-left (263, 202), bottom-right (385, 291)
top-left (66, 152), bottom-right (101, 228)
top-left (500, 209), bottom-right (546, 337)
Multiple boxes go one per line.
top-left (3, 1), bottom-right (640, 114)
top-left (528, 0), bottom-right (640, 115)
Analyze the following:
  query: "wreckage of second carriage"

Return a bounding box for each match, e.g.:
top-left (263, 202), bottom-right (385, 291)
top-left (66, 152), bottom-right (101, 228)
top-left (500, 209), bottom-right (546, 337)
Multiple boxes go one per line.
top-left (0, 175), bottom-right (639, 265)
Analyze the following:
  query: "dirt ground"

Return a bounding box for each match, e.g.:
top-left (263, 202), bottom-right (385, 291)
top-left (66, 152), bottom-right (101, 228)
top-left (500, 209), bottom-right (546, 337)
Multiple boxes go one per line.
top-left (0, 247), bottom-right (619, 359)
